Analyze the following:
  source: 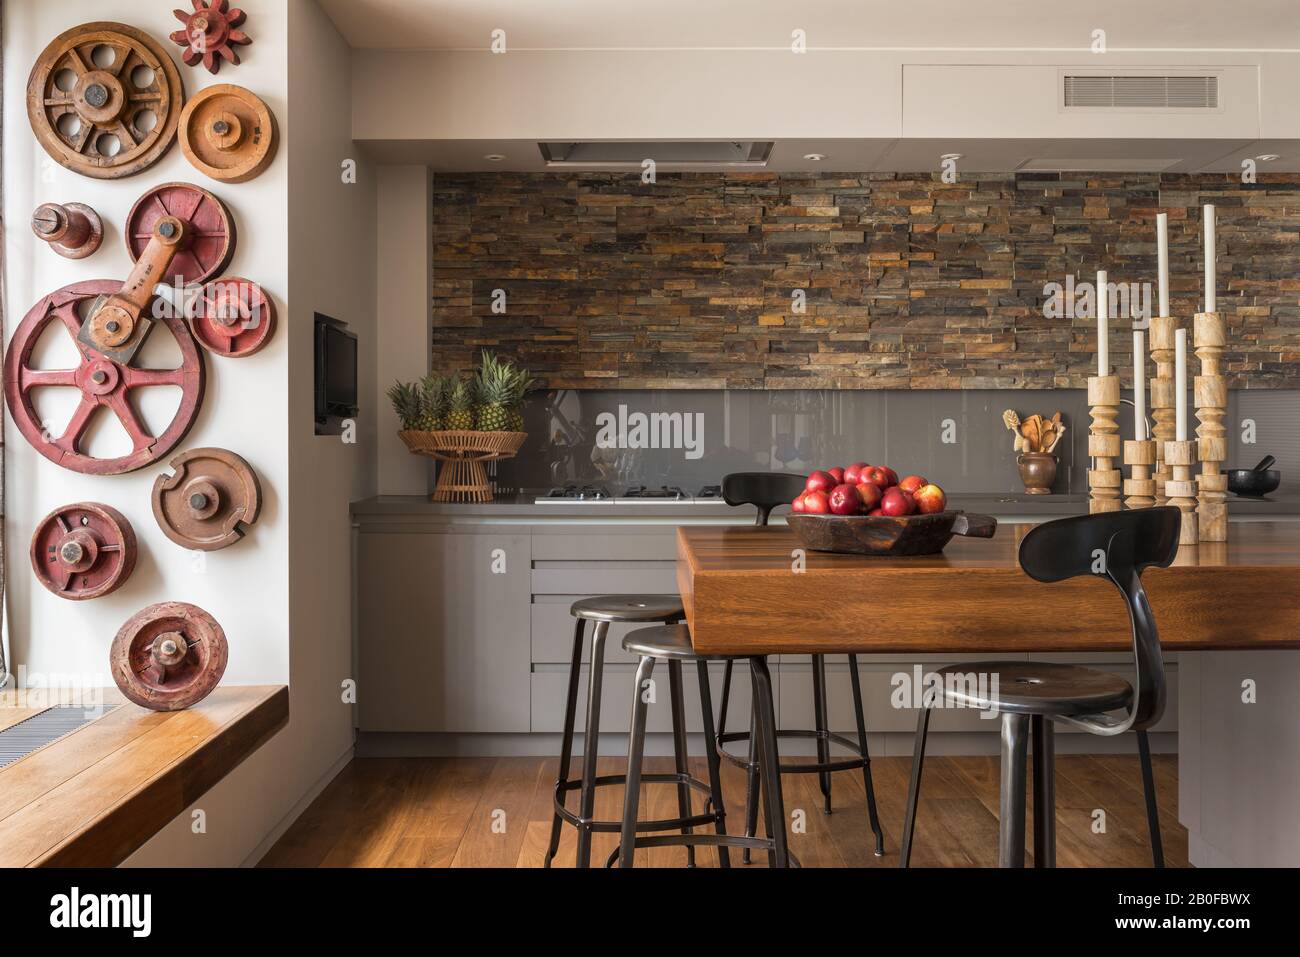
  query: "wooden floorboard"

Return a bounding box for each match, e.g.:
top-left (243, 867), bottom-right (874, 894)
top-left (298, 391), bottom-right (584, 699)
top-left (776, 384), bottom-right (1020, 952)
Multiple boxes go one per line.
top-left (262, 753), bottom-right (1189, 868)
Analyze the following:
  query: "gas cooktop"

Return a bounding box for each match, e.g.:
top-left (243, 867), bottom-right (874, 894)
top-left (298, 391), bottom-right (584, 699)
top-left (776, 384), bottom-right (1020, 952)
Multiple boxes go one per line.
top-left (534, 485), bottom-right (725, 505)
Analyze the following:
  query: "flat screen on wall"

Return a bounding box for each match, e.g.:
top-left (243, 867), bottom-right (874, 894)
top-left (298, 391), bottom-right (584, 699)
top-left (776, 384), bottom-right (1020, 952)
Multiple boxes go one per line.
top-left (315, 314), bottom-right (358, 430)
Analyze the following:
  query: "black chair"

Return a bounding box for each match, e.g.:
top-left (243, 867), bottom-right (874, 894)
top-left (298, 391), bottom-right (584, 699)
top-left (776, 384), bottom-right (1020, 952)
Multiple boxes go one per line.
top-left (900, 507), bottom-right (1180, 868)
top-left (716, 471), bottom-right (885, 862)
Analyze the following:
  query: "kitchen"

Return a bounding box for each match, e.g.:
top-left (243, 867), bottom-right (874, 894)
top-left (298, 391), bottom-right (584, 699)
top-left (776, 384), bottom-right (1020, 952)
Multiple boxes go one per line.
top-left (2, 0), bottom-right (1298, 929)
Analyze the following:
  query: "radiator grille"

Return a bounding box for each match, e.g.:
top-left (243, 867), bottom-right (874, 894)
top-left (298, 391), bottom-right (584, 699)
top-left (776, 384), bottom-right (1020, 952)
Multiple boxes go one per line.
top-left (1064, 74), bottom-right (1219, 109)
top-left (0, 706), bottom-right (112, 768)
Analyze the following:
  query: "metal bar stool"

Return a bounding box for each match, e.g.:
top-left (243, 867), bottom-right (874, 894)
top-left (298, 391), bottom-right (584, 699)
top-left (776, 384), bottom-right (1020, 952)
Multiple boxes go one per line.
top-left (717, 472), bottom-right (885, 862)
top-left (615, 623), bottom-right (794, 868)
top-left (900, 508), bottom-right (1179, 868)
top-left (545, 595), bottom-right (721, 868)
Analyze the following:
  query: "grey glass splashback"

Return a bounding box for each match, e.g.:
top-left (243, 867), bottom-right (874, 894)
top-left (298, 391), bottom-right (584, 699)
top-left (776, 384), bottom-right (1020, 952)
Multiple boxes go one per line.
top-left (489, 389), bottom-right (1297, 496)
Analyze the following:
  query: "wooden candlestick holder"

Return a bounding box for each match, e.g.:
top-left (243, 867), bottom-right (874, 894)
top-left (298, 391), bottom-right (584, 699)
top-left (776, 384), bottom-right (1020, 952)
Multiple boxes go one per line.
top-left (1149, 315), bottom-right (1177, 505)
top-left (1164, 439), bottom-right (1199, 546)
top-left (1087, 375), bottom-right (1122, 513)
top-left (1123, 439), bottom-right (1158, 509)
top-left (1194, 311), bottom-right (1228, 542)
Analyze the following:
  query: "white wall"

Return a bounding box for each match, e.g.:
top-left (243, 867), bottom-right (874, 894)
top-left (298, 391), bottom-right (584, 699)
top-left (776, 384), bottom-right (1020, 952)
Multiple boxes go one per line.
top-left (3, 0), bottom-right (375, 865)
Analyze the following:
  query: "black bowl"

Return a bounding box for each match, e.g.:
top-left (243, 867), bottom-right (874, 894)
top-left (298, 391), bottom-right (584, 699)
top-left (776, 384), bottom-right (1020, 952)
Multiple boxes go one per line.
top-left (1226, 468), bottom-right (1281, 497)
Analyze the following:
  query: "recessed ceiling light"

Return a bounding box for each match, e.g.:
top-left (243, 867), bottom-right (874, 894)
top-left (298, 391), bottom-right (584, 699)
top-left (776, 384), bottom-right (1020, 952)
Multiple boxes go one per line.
top-left (941, 153), bottom-right (963, 161)
top-left (1256, 154), bottom-right (1280, 162)
top-left (484, 154), bottom-right (506, 162)
top-left (803, 153), bottom-right (826, 162)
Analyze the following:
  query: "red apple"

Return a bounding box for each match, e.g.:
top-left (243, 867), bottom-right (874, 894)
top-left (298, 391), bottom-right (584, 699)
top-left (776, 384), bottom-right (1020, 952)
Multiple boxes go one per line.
top-left (867, 507), bottom-right (884, 516)
top-left (805, 470), bottom-right (836, 494)
top-left (914, 483), bottom-right (947, 515)
top-left (877, 466), bottom-right (899, 487)
top-left (898, 474), bottom-right (927, 495)
top-left (802, 490), bottom-right (830, 514)
top-left (828, 467), bottom-right (846, 485)
top-left (855, 483), bottom-right (883, 511)
top-left (860, 466), bottom-right (894, 489)
top-left (844, 462), bottom-right (871, 486)
top-left (829, 483), bottom-right (862, 516)
top-left (791, 494), bottom-right (807, 513)
top-left (880, 487), bottom-right (915, 517)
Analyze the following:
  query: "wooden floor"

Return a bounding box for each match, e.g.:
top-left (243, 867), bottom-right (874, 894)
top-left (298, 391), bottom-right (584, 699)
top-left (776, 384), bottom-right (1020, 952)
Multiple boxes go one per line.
top-left (261, 752), bottom-right (1187, 868)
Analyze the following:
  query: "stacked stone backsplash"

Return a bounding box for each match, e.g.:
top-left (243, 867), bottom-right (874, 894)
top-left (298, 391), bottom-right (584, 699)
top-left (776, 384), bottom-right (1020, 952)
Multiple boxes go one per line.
top-left (431, 171), bottom-right (1300, 390)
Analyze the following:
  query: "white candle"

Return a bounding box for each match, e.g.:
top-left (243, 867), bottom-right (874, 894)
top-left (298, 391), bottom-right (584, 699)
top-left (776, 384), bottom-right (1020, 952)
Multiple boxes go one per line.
top-left (1157, 212), bottom-right (1170, 317)
top-left (1204, 203), bottom-right (1216, 312)
top-left (1096, 269), bottom-right (1109, 375)
top-left (1133, 328), bottom-right (1147, 440)
top-left (1175, 327), bottom-right (1188, 441)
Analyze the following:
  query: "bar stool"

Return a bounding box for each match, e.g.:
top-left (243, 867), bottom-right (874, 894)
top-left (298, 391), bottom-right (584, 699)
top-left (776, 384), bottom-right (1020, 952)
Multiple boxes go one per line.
top-left (546, 595), bottom-right (720, 867)
top-left (717, 471), bottom-right (885, 861)
top-left (616, 624), bottom-right (793, 868)
top-left (900, 507), bottom-right (1180, 868)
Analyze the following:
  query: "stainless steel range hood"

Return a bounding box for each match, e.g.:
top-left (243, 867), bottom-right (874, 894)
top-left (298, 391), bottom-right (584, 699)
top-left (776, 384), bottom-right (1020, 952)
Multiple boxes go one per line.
top-left (538, 141), bottom-right (774, 169)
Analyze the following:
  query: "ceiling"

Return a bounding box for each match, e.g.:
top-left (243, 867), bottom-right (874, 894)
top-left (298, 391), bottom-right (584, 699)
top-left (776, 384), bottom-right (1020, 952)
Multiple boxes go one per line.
top-left (320, 0), bottom-right (1300, 50)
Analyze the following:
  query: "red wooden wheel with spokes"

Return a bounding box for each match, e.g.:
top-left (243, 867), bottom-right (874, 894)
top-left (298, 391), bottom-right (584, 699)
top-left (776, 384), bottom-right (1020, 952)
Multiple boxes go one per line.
top-left (3, 280), bottom-right (205, 475)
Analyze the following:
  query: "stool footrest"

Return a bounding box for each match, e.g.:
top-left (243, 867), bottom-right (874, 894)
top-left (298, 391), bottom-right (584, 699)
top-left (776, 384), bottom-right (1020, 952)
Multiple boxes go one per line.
top-left (553, 772), bottom-right (723, 834)
top-left (717, 729), bottom-right (869, 774)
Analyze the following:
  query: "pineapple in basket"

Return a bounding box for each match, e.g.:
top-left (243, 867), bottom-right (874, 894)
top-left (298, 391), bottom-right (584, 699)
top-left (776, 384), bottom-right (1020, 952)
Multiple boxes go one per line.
top-left (444, 378), bottom-right (476, 431)
top-left (474, 352), bottom-right (514, 432)
top-left (417, 374), bottom-right (449, 431)
top-left (386, 380), bottom-right (424, 432)
top-left (506, 363), bottom-right (534, 433)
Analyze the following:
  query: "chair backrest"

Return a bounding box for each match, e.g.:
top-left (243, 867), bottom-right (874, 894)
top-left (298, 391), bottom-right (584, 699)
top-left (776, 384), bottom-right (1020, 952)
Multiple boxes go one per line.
top-left (1018, 507), bottom-right (1180, 733)
top-left (722, 472), bottom-right (807, 527)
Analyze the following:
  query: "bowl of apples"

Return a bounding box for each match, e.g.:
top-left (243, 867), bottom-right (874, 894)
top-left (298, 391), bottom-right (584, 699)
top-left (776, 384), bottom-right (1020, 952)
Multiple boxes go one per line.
top-left (786, 463), bottom-right (997, 556)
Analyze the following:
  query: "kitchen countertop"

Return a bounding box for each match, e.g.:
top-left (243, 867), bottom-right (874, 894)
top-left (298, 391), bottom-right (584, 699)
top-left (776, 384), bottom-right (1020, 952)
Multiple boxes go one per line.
top-left (352, 491), bottom-right (1300, 520)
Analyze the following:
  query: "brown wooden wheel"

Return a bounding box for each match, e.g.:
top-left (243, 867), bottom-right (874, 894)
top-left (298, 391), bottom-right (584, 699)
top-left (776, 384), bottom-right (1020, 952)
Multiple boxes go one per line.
top-left (111, 602), bottom-right (228, 711)
top-left (126, 182), bottom-right (235, 287)
top-left (27, 21), bottom-right (184, 180)
top-left (3, 280), bottom-right (206, 475)
top-left (179, 84), bottom-right (277, 183)
top-left (30, 503), bottom-right (138, 601)
top-left (152, 447), bottom-right (262, 551)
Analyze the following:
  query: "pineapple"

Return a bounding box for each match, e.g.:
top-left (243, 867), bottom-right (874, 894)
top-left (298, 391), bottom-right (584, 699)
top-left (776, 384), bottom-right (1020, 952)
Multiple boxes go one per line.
top-left (507, 364), bottom-right (533, 433)
top-left (386, 381), bottom-right (424, 432)
top-left (474, 351), bottom-right (514, 432)
top-left (445, 378), bottom-right (475, 431)
top-left (417, 374), bottom-right (449, 431)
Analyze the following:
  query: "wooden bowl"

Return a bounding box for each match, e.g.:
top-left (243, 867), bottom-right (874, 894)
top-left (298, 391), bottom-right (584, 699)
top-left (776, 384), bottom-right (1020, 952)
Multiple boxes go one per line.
top-left (786, 511), bottom-right (998, 556)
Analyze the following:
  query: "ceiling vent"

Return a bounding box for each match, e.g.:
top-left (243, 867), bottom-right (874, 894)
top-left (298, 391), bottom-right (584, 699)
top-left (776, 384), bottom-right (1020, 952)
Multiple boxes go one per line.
top-left (1063, 74), bottom-right (1219, 109)
top-left (538, 141), bottom-right (773, 169)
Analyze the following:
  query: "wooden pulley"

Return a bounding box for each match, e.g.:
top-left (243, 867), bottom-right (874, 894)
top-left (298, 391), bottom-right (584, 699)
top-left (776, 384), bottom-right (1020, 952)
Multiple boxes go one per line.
top-left (171, 1), bottom-right (252, 75)
top-left (152, 448), bottom-right (262, 551)
top-left (180, 84), bottom-right (276, 183)
top-left (31, 202), bottom-right (104, 259)
top-left (126, 182), bottom-right (235, 288)
top-left (30, 503), bottom-right (138, 601)
top-left (110, 602), bottom-right (228, 711)
top-left (3, 280), bottom-right (206, 475)
top-left (191, 277), bottom-right (275, 357)
top-left (27, 21), bottom-right (184, 179)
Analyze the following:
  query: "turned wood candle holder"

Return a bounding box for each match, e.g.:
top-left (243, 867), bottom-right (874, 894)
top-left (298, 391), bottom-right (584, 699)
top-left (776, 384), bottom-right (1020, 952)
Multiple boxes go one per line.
top-left (1149, 315), bottom-right (1177, 505)
top-left (1194, 311), bottom-right (1228, 542)
top-left (1087, 375), bottom-right (1122, 514)
top-left (1123, 439), bottom-right (1158, 510)
top-left (1164, 439), bottom-right (1200, 546)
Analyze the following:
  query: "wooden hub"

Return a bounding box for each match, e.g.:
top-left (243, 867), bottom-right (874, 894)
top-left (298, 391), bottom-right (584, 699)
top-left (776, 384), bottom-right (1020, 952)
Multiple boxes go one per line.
top-left (27, 21), bottom-right (184, 179)
top-left (180, 84), bottom-right (277, 183)
top-left (3, 280), bottom-right (206, 475)
top-left (111, 602), bottom-right (228, 711)
top-left (125, 183), bottom-right (235, 287)
top-left (152, 447), bottom-right (262, 551)
top-left (30, 503), bottom-right (138, 601)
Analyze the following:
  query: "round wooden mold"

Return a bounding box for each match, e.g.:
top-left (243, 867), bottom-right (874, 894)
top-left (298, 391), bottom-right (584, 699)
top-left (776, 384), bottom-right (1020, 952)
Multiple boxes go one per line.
top-left (170, 1), bottom-right (252, 75)
top-left (27, 21), bottom-right (184, 180)
top-left (30, 503), bottom-right (138, 601)
top-left (191, 277), bottom-right (276, 357)
top-left (180, 84), bottom-right (277, 183)
top-left (126, 182), bottom-right (236, 287)
top-left (111, 602), bottom-right (228, 711)
top-left (152, 447), bottom-right (262, 551)
top-left (3, 280), bottom-right (206, 476)
top-left (31, 202), bottom-right (104, 259)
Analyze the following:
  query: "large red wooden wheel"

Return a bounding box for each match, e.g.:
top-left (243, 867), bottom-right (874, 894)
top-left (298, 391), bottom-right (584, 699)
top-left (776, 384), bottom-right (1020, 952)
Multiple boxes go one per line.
top-left (4, 280), bottom-right (205, 475)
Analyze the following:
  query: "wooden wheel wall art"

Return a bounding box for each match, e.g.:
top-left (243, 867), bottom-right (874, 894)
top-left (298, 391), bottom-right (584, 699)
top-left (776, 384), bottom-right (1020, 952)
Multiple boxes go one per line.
top-left (30, 503), bottom-right (138, 601)
top-left (111, 602), bottom-right (228, 711)
top-left (126, 182), bottom-right (236, 287)
top-left (180, 84), bottom-right (277, 183)
top-left (3, 280), bottom-right (206, 476)
top-left (27, 21), bottom-right (184, 180)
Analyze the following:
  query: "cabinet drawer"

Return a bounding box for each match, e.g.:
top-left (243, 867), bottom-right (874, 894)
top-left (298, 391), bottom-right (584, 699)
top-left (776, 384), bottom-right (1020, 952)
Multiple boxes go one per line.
top-left (531, 561), bottom-right (679, 595)
top-left (532, 528), bottom-right (679, 561)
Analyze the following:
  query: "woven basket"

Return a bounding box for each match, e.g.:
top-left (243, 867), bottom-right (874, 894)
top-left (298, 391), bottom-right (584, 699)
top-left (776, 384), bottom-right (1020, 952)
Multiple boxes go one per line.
top-left (398, 430), bottom-right (527, 502)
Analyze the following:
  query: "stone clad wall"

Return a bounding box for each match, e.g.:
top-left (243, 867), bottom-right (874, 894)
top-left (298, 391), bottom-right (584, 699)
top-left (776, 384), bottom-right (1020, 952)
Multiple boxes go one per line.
top-left (431, 172), bottom-right (1300, 389)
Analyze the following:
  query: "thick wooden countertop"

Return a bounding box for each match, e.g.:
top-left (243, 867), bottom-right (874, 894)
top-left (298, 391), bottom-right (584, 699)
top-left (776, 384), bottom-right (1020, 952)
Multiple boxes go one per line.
top-left (0, 685), bottom-right (288, 867)
top-left (677, 522), bottom-right (1300, 655)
